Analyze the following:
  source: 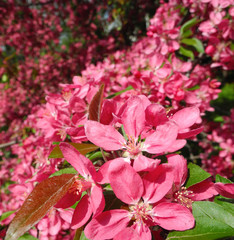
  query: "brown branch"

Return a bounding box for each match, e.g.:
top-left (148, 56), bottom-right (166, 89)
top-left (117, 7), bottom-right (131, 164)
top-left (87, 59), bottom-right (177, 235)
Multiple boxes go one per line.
top-left (0, 139), bottom-right (18, 148)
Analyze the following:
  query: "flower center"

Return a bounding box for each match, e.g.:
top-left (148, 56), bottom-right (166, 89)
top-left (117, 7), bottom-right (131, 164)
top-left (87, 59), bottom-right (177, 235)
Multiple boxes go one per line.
top-left (123, 135), bottom-right (141, 158)
top-left (57, 128), bottom-right (67, 140)
top-left (68, 176), bottom-right (92, 195)
top-left (62, 90), bottom-right (72, 102)
top-left (173, 186), bottom-right (194, 209)
top-left (129, 201), bottom-right (153, 225)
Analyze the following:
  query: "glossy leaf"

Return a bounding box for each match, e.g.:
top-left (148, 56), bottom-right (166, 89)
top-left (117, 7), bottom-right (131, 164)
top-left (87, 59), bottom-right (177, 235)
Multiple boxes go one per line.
top-left (49, 143), bottom-right (99, 158)
top-left (181, 38), bottom-right (204, 53)
top-left (180, 18), bottom-right (198, 37)
top-left (106, 85), bottom-right (133, 99)
top-left (214, 196), bottom-right (234, 215)
top-left (80, 231), bottom-right (90, 240)
top-left (88, 84), bottom-right (104, 122)
top-left (167, 201), bottom-right (234, 240)
top-left (5, 174), bottom-right (76, 240)
top-left (18, 233), bottom-right (39, 240)
top-left (187, 85), bottom-right (200, 91)
top-left (185, 163), bottom-right (211, 188)
top-left (215, 174), bottom-right (233, 184)
top-left (87, 151), bottom-right (110, 161)
top-left (179, 46), bottom-right (194, 60)
top-left (50, 168), bottom-right (78, 177)
top-left (0, 210), bottom-right (16, 222)
top-left (181, 29), bottom-right (192, 38)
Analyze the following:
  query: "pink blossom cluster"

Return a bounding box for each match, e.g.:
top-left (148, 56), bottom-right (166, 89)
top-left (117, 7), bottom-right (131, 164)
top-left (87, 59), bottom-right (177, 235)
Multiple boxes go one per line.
top-left (0, 111), bottom-right (74, 239)
top-left (200, 109), bottom-right (234, 178)
top-left (48, 94), bottom-right (218, 239)
top-left (0, 0), bottom-right (120, 142)
top-left (198, 0), bottom-right (234, 70)
top-left (0, 0), bottom-right (234, 239)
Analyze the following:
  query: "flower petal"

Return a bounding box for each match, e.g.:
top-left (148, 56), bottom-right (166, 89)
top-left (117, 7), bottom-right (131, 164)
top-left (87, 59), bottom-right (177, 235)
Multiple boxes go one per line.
top-left (55, 191), bottom-right (81, 209)
top-left (114, 227), bottom-right (141, 240)
top-left (121, 96), bottom-right (145, 139)
top-left (84, 210), bottom-right (129, 240)
top-left (90, 185), bottom-right (105, 217)
top-left (85, 120), bottom-right (125, 151)
top-left (131, 223), bottom-right (152, 240)
top-left (166, 139), bottom-right (187, 152)
top-left (109, 161), bottom-right (144, 204)
top-left (167, 154), bottom-right (187, 187)
top-left (96, 158), bottom-right (126, 184)
top-left (189, 180), bottom-right (218, 201)
top-left (133, 155), bottom-right (160, 172)
top-left (49, 214), bottom-right (61, 236)
top-left (171, 107), bottom-right (200, 130)
top-left (145, 103), bottom-right (168, 127)
top-left (153, 202), bottom-right (195, 231)
top-left (214, 182), bottom-right (234, 199)
top-left (177, 126), bottom-right (204, 139)
top-left (71, 194), bottom-right (92, 229)
top-left (143, 164), bottom-right (174, 203)
top-left (59, 142), bottom-right (96, 178)
top-left (144, 121), bottom-right (178, 154)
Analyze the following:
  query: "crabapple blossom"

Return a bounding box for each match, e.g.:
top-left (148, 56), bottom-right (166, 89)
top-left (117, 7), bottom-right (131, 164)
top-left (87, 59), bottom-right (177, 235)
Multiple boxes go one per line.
top-left (57, 143), bottom-right (105, 229)
top-left (165, 155), bottom-right (218, 209)
top-left (85, 161), bottom-right (194, 240)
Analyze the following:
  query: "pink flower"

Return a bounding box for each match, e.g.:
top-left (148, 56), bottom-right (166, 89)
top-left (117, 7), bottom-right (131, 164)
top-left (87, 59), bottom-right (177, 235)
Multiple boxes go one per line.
top-left (56, 143), bottom-right (105, 229)
top-left (166, 155), bottom-right (218, 208)
top-left (214, 182), bottom-right (234, 198)
top-left (84, 161), bottom-right (194, 240)
top-left (85, 96), bottom-right (179, 172)
top-left (170, 106), bottom-right (203, 139)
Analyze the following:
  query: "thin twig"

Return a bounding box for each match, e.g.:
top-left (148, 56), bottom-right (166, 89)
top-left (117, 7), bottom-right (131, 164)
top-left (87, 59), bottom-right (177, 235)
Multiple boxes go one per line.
top-left (100, 147), bottom-right (108, 162)
top-left (0, 139), bottom-right (18, 148)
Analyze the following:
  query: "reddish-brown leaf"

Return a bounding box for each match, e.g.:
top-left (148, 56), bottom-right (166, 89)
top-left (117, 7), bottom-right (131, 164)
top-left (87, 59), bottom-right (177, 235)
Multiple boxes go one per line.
top-left (88, 84), bottom-right (104, 122)
top-left (5, 174), bottom-right (76, 240)
top-left (69, 142), bottom-right (99, 155)
top-left (49, 143), bottom-right (99, 158)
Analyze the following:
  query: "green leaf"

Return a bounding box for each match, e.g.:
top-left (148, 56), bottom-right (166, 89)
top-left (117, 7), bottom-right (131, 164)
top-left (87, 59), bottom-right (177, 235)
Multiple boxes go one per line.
top-left (167, 201), bottom-right (234, 240)
top-left (49, 143), bottom-right (99, 158)
top-left (18, 233), bottom-right (38, 240)
top-left (106, 85), bottom-right (134, 99)
top-left (5, 174), bottom-right (76, 240)
top-left (214, 196), bottom-right (234, 215)
top-left (0, 210), bottom-right (16, 222)
top-left (1, 74), bottom-right (8, 83)
top-left (181, 38), bottom-right (204, 53)
top-left (187, 85), bottom-right (200, 91)
top-left (88, 151), bottom-right (105, 160)
top-left (181, 29), bottom-right (192, 38)
top-left (179, 46), bottom-right (194, 60)
top-left (213, 116), bottom-right (224, 122)
top-left (48, 145), bottom-right (63, 158)
top-left (211, 83), bottom-right (234, 115)
top-left (49, 168), bottom-right (77, 177)
top-left (88, 84), bottom-right (104, 122)
top-left (185, 163), bottom-right (211, 188)
top-left (180, 18), bottom-right (199, 37)
top-left (80, 231), bottom-right (90, 240)
top-left (215, 174), bottom-right (233, 184)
